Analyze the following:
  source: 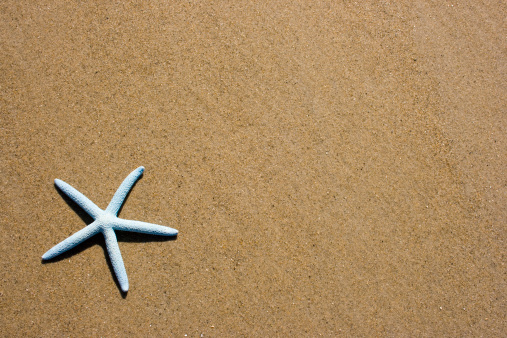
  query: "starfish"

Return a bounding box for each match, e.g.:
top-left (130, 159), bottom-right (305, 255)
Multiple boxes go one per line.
top-left (42, 166), bottom-right (178, 292)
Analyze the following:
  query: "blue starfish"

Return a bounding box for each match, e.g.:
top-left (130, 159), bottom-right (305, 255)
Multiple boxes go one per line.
top-left (42, 166), bottom-right (178, 292)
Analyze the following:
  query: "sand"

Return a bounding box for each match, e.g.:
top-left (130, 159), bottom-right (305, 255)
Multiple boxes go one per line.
top-left (1, 1), bottom-right (505, 336)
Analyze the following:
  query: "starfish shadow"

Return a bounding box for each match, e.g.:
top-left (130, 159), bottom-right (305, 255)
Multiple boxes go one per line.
top-left (42, 177), bottom-right (177, 297)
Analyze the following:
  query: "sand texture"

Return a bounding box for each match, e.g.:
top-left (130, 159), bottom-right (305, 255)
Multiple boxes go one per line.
top-left (1, 1), bottom-right (505, 336)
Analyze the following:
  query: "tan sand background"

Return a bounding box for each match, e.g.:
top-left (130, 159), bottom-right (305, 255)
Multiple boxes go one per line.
top-left (1, 1), bottom-right (505, 336)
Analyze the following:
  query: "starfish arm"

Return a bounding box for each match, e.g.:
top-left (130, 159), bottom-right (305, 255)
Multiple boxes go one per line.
top-left (114, 218), bottom-right (178, 236)
top-left (42, 222), bottom-right (101, 260)
top-left (105, 166), bottom-right (145, 216)
top-left (103, 228), bottom-right (129, 292)
top-left (55, 179), bottom-right (103, 219)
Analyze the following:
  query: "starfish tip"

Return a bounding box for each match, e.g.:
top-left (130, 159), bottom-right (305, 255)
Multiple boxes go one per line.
top-left (54, 179), bottom-right (68, 191)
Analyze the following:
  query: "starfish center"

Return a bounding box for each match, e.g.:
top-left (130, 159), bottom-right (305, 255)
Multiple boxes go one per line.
top-left (96, 213), bottom-right (116, 230)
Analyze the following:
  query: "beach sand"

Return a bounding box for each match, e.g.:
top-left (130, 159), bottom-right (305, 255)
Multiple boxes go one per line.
top-left (1, 1), bottom-right (505, 336)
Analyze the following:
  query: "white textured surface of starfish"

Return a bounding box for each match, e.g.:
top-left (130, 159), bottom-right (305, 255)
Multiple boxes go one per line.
top-left (42, 166), bottom-right (178, 292)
